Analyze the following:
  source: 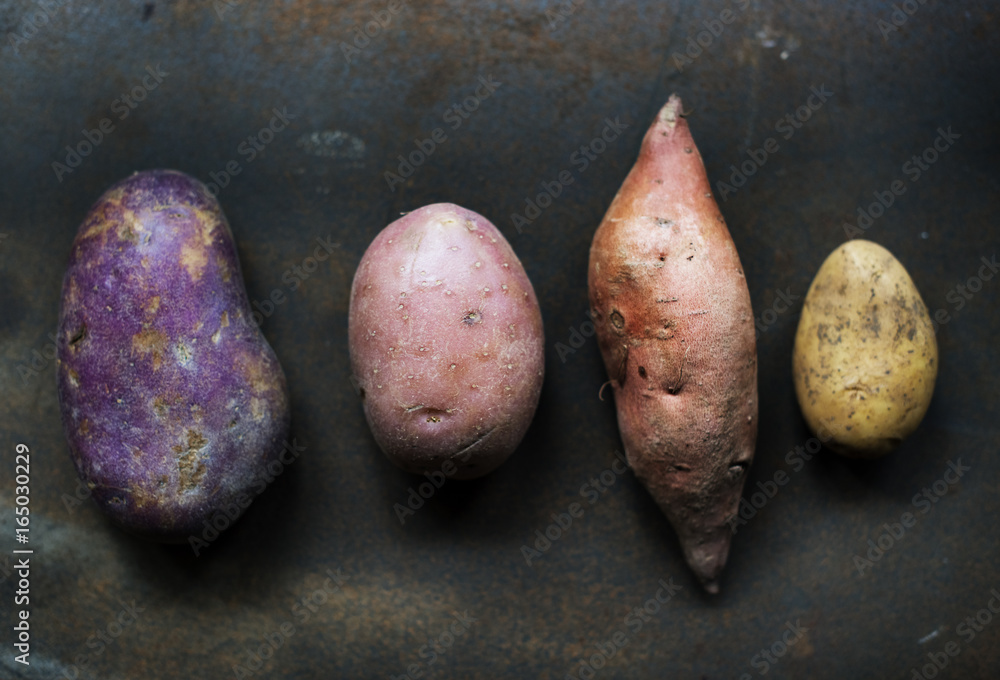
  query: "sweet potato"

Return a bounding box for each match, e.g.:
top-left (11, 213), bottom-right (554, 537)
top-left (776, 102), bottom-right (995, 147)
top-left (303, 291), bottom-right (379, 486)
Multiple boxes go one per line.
top-left (57, 169), bottom-right (291, 542)
top-left (588, 96), bottom-right (758, 592)
top-left (349, 203), bottom-right (544, 479)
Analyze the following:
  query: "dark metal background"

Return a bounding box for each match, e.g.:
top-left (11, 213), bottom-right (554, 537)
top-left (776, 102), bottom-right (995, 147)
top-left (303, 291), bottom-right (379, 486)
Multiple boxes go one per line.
top-left (1, 1), bottom-right (998, 678)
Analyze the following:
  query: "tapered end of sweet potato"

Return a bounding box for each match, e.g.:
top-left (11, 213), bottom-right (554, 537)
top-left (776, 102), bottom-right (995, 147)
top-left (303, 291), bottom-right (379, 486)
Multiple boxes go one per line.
top-left (681, 532), bottom-right (732, 595)
top-left (656, 94), bottom-right (684, 127)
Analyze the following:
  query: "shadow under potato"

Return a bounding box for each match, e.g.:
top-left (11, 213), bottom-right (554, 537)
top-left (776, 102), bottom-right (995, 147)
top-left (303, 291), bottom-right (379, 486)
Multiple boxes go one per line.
top-left (110, 434), bottom-right (305, 599)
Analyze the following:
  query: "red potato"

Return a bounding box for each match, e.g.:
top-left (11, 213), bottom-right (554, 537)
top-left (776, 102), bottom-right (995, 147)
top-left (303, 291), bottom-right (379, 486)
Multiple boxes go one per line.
top-left (349, 204), bottom-right (544, 480)
top-left (588, 96), bottom-right (757, 592)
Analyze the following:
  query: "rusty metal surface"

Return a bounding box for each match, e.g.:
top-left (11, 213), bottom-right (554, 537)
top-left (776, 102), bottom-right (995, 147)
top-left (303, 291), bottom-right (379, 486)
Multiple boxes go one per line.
top-left (0, 1), bottom-right (998, 678)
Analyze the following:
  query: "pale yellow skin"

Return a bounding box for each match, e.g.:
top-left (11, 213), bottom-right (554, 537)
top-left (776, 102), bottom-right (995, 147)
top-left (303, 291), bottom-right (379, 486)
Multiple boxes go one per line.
top-left (793, 240), bottom-right (937, 458)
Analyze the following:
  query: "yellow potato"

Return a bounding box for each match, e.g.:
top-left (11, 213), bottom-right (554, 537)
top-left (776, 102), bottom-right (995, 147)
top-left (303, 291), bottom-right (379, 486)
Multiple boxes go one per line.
top-left (792, 240), bottom-right (937, 457)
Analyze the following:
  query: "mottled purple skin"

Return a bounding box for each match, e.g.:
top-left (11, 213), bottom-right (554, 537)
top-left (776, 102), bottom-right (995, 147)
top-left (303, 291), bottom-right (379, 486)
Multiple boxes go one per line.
top-left (349, 204), bottom-right (544, 480)
top-left (57, 169), bottom-right (290, 543)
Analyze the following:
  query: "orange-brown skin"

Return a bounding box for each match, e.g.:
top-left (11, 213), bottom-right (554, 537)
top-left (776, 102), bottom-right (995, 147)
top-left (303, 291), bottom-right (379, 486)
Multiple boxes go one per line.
top-left (588, 96), bottom-right (757, 593)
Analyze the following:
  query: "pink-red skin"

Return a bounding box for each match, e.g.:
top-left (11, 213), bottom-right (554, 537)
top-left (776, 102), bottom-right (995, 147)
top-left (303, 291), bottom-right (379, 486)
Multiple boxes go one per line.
top-left (588, 96), bottom-right (758, 592)
top-left (349, 203), bottom-right (544, 480)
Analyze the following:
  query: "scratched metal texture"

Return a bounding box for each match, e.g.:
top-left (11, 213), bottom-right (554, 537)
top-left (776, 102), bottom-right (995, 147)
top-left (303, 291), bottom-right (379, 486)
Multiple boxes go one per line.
top-left (0, 1), bottom-right (998, 678)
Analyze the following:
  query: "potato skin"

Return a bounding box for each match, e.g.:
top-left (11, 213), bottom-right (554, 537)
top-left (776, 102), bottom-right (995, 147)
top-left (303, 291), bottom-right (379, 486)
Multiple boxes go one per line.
top-left (57, 170), bottom-right (290, 542)
top-left (349, 203), bottom-right (544, 480)
top-left (793, 240), bottom-right (937, 458)
top-left (588, 96), bottom-right (757, 593)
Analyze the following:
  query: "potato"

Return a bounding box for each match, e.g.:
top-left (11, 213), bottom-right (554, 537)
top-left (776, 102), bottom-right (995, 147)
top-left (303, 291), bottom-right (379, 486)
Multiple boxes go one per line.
top-left (792, 239), bottom-right (937, 457)
top-left (588, 96), bottom-right (757, 593)
top-left (349, 203), bottom-right (544, 480)
top-left (56, 169), bottom-right (291, 542)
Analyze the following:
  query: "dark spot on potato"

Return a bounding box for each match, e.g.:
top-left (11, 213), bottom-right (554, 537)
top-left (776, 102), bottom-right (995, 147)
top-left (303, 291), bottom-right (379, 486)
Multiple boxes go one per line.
top-left (358, 387), bottom-right (366, 401)
top-left (463, 310), bottom-right (481, 325)
top-left (672, 463), bottom-right (691, 472)
top-left (638, 366), bottom-right (647, 378)
top-left (862, 305), bottom-right (881, 337)
top-left (426, 416), bottom-right (441, 423)
top-left (142, 3), bottom-right (155, 20)
top-left (610, 310), bottom-right (624, 329)
top-left (69, 324), bottom-right (87, 346)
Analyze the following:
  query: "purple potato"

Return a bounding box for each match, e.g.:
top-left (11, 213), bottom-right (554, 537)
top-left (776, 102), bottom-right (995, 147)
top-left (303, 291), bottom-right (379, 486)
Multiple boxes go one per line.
top-left (57, 169), bottom-right (290, 542)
